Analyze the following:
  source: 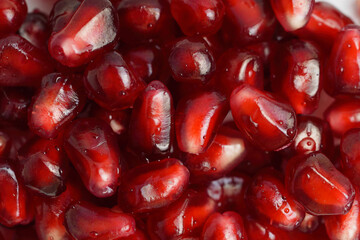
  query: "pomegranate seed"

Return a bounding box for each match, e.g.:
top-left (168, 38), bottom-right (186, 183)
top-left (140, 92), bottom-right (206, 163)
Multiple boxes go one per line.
top-left (270, 0), bottom-right (314, 32)
top-left (28, 73), bottom-right (87, 139)
top-left (246, 168), bottom-right (305, 230)
top-left (129, 81), bottom-right (174, 154)
top-left (230, 84), bottom-right (297, 151)
top-left (291, 116), bottom-right (334, 155)
top-left (170, 0), bottom-right (225, 36)
top-left (270, 40), bottom-right (322, 114)
top-left (222, 0), bottom-right (276, 46)
top-left (294, 2), bottom-right (353, 49)
top-left (168, 37), bottom-right (216, 85)
top-left (285, 152), bottom-right (355, 215)
top-left (0, 35), bottom-right (54, 87)
top-left (122, 45), bottom-right (169, 84)
top-left (48, 0), bottom-right (120, 67)
top-left (119, 158), bottom-right (190, 213)
top-left (0, 131), bottom-right (10, 158)
top-left (84, 51), bottom-right (146, 111)
top-left (324, 188), bottom-right (360, 240)
top-left (147, 189), bottom-right (217, 239)
top-left (35, 180), bottom-right (84, 240)
top-left (17, 136), bottom-right (68, 197)
top-left (175, 90), bottom-right (228, 154)
top-left (90, 104), bottom-right (131, 136)
top-left (201, 211), bottom-right (248, 240)
top-left (206, 172), bottom-right (250, 214)
top-left (298, 213), bottom-right (319, 233)
top-left (0, 0), bottom-right (27, 36)
top-left (214, 48), bottom-right (264, 97)
top-left (0, 163), bottom-right (33, 227)
top-left (19, 12), bottom-right (50, 50)
top-left (185, 126), bottom-right (247, 181)
top-left (65, 201), bottom-right (136, 239)
top-left (244, 215), bottom-right (290, 240)
top-left (63, 118), bottom-right (122, 198)
top-left (0, 87), bottom-right (32, 124)
top-left (324, 97), bottom-right (360, 137)
top-left (0, 126), bottom-right (35, 160)
top-left (116, 0), bottom-right (174, 44)
top-left (340, 128), bottom-right (360, 186)
top-left (326, 25), bottom-right (360, 97)
top-left (49, 0), bottom-right (82, 33)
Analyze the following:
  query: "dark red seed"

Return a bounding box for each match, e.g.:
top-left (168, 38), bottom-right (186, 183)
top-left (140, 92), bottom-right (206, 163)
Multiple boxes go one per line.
top-left (0, 0), bottom-right (27, 36)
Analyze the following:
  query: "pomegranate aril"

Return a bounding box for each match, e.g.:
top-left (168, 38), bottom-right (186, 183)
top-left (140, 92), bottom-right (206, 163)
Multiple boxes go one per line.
top-left (270, 40), bottom-right (322, 114)
top-left (340, 128), bottom-right (360, 186)
top-left (0, 0), bottom-right (27, 36)
top-left (19, 12), bottom-right (50, 50)
top-left (298, 213), bottom-right (319, 233)
top-left (286, 152), bottom-right (355, 215)
top-left (246, 168), bottom-right (305, 230)
top-left (185, 126), bottom-right (247, 182)
top-left (270, 0), bottom-right (315, 32)
top-left (168, 37), bottom-right (216, 85)
top-left (147, 189), bottom-right (217, 240)
top-left (294, 2), bottom-right (353, 49)
top-left (175, 90), bottom-right (228, 154)
top-left (48, 0), bottom-right (120, 67)
top-left (17, 137), bottom-right (68, 197)
top-left (0, 87), bottom-right (32, 123)
top-left (34, 180), bottom-right (84, 240)
top-left (84, 51), bottom-right (146, 111)
top-left (119, 158), bottom-right (189, 213)
top-left (291, 116), bottom-right (334, 155)
top-left (0, 35), bottom-right (54, 87)
top-left (230, 84), bottom-right (297, 151)
top-left (122, 45), bottom-right (169, 84)
top-left (221, 0), bottom-right (276, 46)
top-left (201, 211), bottom-right (248, 240)
top-left (324, 188), bottom-right (360, 240)
top-left (49, 0), bottom-right (82, 33)
top-left (0, 126), bottom-right (35, 160)
top-left (116, 0), bottom-right (174, 44)
top-left (0, 131), bottom-right (10, 158)
top-left (65, 202), bottom-right (136, 240)
top-left (206, 172), bottom-right (250, 213)
top-left (28, 73), bottom-right (87, 139)
top-left (0, 163), bottom-right (33, 227)
top-left (64, 118), bottom-right (122, 198)
top-left (129, 81), bottom-right (174, 154)
top-left (214, 48), bottom-right (264, 97)
top-left (244, 215), bottom-right (290, 240)
top-left (326, 25), bottom-right (360, 97)
top-left (324, 97), bottom-right (360, 137)
top-left (170, 0), bottom-right (225, 36)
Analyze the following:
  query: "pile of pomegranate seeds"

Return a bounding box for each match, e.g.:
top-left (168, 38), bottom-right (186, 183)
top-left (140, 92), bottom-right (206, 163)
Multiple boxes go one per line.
top-left (2, 0), bottom-right (360, 239)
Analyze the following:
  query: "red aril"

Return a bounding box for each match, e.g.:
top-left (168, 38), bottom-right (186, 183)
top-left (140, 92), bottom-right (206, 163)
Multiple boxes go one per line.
top-left (222, 0), bottom-right (276, 46)
top-left (170, 0), bottom-right (225, 36)
top-left (129, 81), bottom-right (174, 154)
top-left (244, 215), bottom-right (290, 240)
top-left (286, 152), bottom-right (355, 215)
top-left (246, 168), bottom-right (305, 230)
top-left (175, 90), bottom-right (228, 154)
top-left (0, 87), bottom-right (32, 124)
top-left (201, 211), bottom-right (248, 240)
top-left (0, 0), bottom-right (27, 36)
top-left (340, 128), bottom-right (360, 186)
top-left (49, 0), bottom-right (82, 33)
top-left (298, 213), bottom-right (319, 233)
top-left (48, 0), bottom-right (120, 67)
top-left (28, 73), bottom-right (86, 139)
top-left (270, 40), bottom-right (322, 114)
top-left (185, 126), bottom-right (247, 182)
top-left (84, 51), bottom-right (146, 111)
top-left (63, 118), bottom-right (122, 198)
top-left (119, 158), bottom-right (189, 213)
top-left (214, 48), bottom-right (264, 97)
top-left (19, 12), bottom-right (50, 50)
top-left (270, 0), bottom-right (315, 32)
top-left (0, 35), bottom-right (54, 87)
top-left (65, 201), bottom-right (136, 240)
top-left (230, 84), bottom-right (297, 151)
